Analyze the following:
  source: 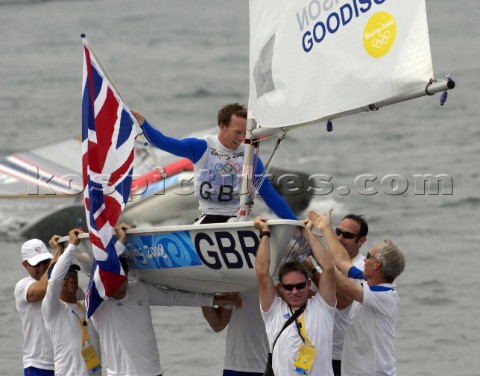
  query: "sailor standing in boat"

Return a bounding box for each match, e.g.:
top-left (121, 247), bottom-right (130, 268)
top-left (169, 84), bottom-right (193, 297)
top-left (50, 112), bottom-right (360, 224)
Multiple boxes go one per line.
top-left (14, 237), bottom-right (61, 376)
top-left (131, 103), bottom-right (296, 223)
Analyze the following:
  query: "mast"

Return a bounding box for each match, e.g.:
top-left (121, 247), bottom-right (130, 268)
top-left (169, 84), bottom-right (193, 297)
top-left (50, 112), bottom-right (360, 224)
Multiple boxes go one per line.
top-left (237, 114), bottom-right (257, 221)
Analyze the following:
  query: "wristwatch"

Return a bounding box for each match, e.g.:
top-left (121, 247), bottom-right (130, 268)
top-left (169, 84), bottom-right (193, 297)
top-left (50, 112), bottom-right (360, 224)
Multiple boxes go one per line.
top-left (259, 231), bottom-right (271, 238)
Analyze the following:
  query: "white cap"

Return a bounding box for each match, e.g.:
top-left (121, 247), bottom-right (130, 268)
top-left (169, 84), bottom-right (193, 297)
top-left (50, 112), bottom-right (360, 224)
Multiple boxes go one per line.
top-left (21, 239), bottom-right (53, 266)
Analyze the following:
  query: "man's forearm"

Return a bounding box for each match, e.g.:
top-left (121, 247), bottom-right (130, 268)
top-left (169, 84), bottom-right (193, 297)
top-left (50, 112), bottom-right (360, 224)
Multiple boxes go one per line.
top-left (323, 226), bottom-right (352, 275)
top-left (201, 306), bottom-right (230, 332)
top-left (302, 229), bottom-right (333, 272)
top-left (255, 235), bottom-right (276, 311)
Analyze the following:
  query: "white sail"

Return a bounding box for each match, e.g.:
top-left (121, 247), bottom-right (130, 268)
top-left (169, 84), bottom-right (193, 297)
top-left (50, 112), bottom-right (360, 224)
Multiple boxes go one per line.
top-left (248, 0), bottom-right (434, 129)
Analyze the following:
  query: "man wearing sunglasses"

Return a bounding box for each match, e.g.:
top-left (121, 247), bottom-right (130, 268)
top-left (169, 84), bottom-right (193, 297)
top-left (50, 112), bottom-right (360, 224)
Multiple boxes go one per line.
top-left (307, 209), bottom-right (405, 376)
top-left (15, 237), bottom-right (62, 376)
top-left (254, 216), bottom-right (336, 376)
top-left (42, 228), bottom-right (102, 375)
top-left (331, 214), bottom-right (368, 376)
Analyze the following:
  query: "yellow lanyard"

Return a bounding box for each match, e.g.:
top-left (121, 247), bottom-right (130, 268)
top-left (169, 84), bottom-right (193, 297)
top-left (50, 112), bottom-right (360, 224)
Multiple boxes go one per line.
top-left (295, 310), bottom-right (314, 347)
top-left (290, 307), bottom-right (313, 347)
top-left (71, 303), bottom-right (90, 348)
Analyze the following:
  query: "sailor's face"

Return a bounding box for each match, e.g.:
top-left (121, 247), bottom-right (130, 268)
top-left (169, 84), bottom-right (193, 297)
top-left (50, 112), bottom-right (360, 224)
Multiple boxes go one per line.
top-left (23, 259), bottom-right (50, 281)
top-left (363, 246), bottom-right (381, 279)
top-left (219, 115), bottom-right (246, 150)
top-left (62, 268), bottom-right (79, 295)
top-left (336, 218), bottom-right (365, 258)
top-left (280, 271), bottom-right (311, 308)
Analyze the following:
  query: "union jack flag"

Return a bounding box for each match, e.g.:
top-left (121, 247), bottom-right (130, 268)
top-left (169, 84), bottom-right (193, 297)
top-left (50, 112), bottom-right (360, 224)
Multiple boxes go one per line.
top-left (81, 34), bottom-right (139, 317)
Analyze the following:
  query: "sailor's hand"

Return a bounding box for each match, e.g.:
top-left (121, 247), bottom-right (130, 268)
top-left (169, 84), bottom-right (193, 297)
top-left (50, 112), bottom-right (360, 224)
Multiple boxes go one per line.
top-left (68, 228), bottom-right (83, 246)
top-left (131, 110), bottom-right (145, 126)
top-left (49, 235), bottom-right (65, 255)
top-left (115, 223), bottom-right (132, 243)
top-left (253, 217), bottom-right (269, 232)
top-left (301, 218), bottom-right (314, 231)
top-left (213, 293), bottom-right (242, 309)
top-left (306, 209), bottom-right (332, 231)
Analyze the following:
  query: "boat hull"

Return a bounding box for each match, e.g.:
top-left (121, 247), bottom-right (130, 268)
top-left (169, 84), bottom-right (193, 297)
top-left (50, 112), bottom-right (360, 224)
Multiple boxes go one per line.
top-left (70, 220), bottom-right (308, 293)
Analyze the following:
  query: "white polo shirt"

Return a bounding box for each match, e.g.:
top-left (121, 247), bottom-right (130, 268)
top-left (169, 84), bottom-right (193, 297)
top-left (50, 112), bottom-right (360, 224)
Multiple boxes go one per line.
top-left (15, 276), bottom-right (54, 370)
top-left (262, 294), bottom-right (335, 376)
top-left (342, 266), bottom-right (399, 376)
top-left (332, 252), bottom-right (365, 360)
top-left (92, 280), bottom-right (214, 376)
top-left (223, 288), bottom-right (269, 372)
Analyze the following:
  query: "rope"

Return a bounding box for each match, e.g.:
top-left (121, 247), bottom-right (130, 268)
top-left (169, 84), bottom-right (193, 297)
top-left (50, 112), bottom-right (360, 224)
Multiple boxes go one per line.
top-left (250, 131), bottom-right (287, 200)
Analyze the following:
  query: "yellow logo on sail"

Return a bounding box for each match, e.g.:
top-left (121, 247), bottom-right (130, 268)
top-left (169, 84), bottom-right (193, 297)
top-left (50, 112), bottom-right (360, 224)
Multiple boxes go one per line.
top-left (363, 12), bottom-right (396, 58)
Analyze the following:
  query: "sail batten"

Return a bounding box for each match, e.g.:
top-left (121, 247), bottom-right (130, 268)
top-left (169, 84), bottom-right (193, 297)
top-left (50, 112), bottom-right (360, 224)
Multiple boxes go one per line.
top-left (248, 0), bottom-right (441, 130)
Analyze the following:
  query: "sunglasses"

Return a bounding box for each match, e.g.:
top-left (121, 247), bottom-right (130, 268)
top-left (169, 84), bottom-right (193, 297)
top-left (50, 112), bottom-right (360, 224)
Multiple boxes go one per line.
top-left (64, 271), bottom-right (78, 280)
top-left (366, 252), bottom-right (378, 261)
top-left (281, 281), bottom-right (307, 291)
top-left (335, 228), bottom-right (358, 239)
top-left (31, 259), bottom-right (51, 268)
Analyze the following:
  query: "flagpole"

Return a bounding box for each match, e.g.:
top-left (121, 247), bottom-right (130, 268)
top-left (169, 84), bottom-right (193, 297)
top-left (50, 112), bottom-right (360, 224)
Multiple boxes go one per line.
top-left (81, 34), bottom-right (130, 108)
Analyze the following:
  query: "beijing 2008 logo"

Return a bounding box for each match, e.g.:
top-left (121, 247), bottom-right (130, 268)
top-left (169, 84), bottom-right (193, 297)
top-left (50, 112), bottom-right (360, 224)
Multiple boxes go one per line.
top-left (363, 12), bottom-right (397, 58)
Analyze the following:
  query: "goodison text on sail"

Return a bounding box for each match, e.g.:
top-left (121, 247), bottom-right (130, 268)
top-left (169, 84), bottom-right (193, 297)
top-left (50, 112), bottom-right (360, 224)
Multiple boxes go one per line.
top-left (298, 0), bottom-right (391, 53)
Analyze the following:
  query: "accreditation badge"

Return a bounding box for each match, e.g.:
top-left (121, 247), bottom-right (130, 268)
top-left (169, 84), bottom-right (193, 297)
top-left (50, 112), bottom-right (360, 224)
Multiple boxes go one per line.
top-left (81, 344), bottom-right (101, 373)
top-left (293, 343), bottom-right (317, 375)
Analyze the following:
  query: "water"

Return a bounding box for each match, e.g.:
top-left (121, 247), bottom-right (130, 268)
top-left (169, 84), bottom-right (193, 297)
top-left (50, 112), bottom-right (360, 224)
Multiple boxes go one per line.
top-left (1, 0), bottom-right (479, 375)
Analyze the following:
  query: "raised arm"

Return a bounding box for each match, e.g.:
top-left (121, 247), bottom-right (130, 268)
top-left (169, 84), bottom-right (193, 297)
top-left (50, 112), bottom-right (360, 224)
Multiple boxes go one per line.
top-left (254, 157), bottom-right (297, 220)
top-left (42, 229), bottom-right (83, 322)
top-left (131, 110), bottom-right (207, 162)
top-left (307, 209), bottom-right (353, 275)
top-left (253, 217), bottom-right (277, 311)
top-left (301, 220), bottom-right (336, 307)
top-left (334, 269), bottom-right (365, 303)
top-left (25, 236), bottom-right (63, 303)
top-left (307, 210), bottom-right (365, 303)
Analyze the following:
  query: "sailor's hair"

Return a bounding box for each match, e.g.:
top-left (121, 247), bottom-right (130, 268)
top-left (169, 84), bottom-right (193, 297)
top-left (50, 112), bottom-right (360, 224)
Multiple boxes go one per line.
top-left (375, 239), bottom-right (405, 283)
top-left (217, 103), bottom-right (247, 126)
top-left (278, 261), bottom-right (309, 283)
top-left (341, 213), bottom-right (369, 239)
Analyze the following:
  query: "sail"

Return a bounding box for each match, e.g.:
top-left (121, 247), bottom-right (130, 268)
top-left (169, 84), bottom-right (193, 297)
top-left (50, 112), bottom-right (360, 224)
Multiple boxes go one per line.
top-left (248, 0), bottom-right (434, 129)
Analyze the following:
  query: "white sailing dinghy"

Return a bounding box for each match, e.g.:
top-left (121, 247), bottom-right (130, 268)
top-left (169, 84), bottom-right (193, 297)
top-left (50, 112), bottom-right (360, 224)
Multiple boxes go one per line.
top-left (70, 0), bottom-right (454, 294)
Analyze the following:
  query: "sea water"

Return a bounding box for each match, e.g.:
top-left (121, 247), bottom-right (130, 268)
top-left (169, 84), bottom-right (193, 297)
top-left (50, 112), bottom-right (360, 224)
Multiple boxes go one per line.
top-left (0, 1), bottom-right (479, 375)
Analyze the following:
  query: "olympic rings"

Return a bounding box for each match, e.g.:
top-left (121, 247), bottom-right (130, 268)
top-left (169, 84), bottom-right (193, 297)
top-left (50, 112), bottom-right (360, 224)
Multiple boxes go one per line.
top-left (371, 30), bottom-right (391, 49)
top-left (214, 163), bottom-right (241, 175)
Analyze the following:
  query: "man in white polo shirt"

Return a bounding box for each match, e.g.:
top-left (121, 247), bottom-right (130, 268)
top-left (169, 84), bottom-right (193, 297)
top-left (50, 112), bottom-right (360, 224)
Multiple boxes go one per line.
top-left (308, 209), bottom-right (406, 376)
top-left (14, 237), bottom-right (59, 376)
top-left (42, 228), bottom-right (102, 376)
top-left (254, 216), bottom-right (336, 376)
top-left (331, 213), bottom-right (368, 376)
